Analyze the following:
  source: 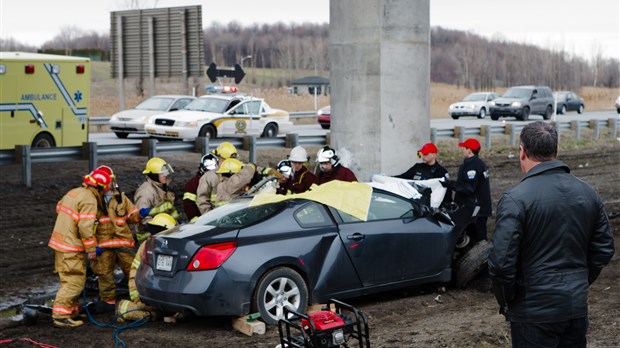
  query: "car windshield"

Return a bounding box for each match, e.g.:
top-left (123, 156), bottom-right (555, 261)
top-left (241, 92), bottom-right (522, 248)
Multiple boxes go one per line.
top-left (135, 97), bottom-right (175, 111)
top-left (462, 93), bottom-right (487, 102)
top-left (193, 199), bottom-right (286, 228)
top-left (502, 88), bottom-right (532, 99)
top-left (184, 97), bottom-right (233, 112)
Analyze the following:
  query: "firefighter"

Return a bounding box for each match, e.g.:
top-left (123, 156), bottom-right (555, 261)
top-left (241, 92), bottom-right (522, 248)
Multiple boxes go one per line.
top-left (119, 213), bottom-right (177, 322)
top-left (48, 169), bottom-right (112, 328)
top-left (91, 165), bottom-right (140, 308)
top-left (213, 158), bottom-right (256, 207)
top-left (196, 142), bottom-right (238, 214)
top-left (282, 146), bottom-right (317, 194)
top-left (183, 154), bottom-right (218, 222)
top-left (134, 157), bottom-right (179, 242)
top-left (315, 146), bottom-right (357, 184)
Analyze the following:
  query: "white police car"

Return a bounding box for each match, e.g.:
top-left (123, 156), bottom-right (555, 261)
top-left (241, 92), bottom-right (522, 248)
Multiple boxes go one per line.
top-left (144, 93), bottom-right (292, 139)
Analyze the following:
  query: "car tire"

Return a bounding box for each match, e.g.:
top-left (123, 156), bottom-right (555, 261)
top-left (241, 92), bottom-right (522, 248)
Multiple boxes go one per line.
top-left (577, 105), bottom-right (584, 114)
top-left (521, 107), bottom-right (530, 121)
top-left (261, 123), bottom-right (278, 138)
top-left (478, 108), bottom-right (486, 119)
top-left (451, 115), bottom-right (459, 120)
top-left (543, 105), bottom-right (553, 120)
top-left (490, 114), bottom-right (499, 121)
top-left (199, 125), bottom-right (216, 139)
top-left (254, 267), bottom-right (308, 325)
top-left (320, 124), bottom-right (330, 129)
top-left (115, 132), bottom-right (129, 139)
top-left (453, 240), bottom-right (490, 288)
top-left (32, 133), bottom-right (55, 148)
top-left (560, 105), bottom-right (567, 115)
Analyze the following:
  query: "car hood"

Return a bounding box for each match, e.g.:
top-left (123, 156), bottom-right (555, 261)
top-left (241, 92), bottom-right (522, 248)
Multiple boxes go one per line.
top-left (451, 101), bottom-right (483, 107)
top-left (494, 97), bottom-right (526, 103)
top-left (153, 109), bottom-right (227, 122)
top-left (111, 109), bottom-right (165, 119)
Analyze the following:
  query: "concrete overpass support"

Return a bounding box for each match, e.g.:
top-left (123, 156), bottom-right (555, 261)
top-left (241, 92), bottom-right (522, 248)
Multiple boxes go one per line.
top-left (330, 0), bottom-right (430, 181)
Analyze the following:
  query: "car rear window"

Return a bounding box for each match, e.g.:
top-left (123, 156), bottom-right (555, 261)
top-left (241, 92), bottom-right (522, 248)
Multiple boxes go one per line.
top-left (194, 200), bottom-right (286, 228)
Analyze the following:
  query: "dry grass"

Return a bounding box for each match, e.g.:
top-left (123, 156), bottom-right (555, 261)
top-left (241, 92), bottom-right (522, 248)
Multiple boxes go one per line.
top-left (90, 62), bottom-right (619, 118)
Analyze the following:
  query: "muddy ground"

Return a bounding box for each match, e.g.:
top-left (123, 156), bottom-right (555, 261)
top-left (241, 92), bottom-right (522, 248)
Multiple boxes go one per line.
top-left (0, 141), bottom-right (618, 348)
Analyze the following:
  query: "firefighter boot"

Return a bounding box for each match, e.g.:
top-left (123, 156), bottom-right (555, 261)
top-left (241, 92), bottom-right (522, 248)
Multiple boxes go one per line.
top-left (53, 317), bottom-right (84, 328)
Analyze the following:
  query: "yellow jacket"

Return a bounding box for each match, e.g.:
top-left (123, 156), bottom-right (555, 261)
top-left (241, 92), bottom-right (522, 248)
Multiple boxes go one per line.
top-left (48, 185), bottom-right (100, 253)
top-left (134, 177), bottom-right (177, 224)
top-left (214, 164), bottom-right (256, 207)
top-left (96, 191), bottom-right (140, 249)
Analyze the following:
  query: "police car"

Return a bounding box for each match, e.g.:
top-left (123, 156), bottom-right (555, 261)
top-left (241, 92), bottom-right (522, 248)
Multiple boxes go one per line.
top-left (144, 93), bottom-right (292, 140)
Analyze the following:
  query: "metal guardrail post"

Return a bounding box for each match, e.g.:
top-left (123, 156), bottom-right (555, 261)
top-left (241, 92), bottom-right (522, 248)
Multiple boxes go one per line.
top-left (553, 122), bottom-right (561, 145)
top-left (571, 121), bottom-right (580, 141)
top-left (141, 139), bottom-right (157, 158)
top-left (609, 118), bottom-right (618, 139)
top-left (591, 119), bottom-right (600, 140)
top-left (244, 135), bottom-right (257, 163)
top-left (484, 125), bottom-right (492, 150)
top-left (19, 145), bottom-right (32, 187)
top-left (197, 137), bottom-right (209, 156)
top-left (430, 128), bottom-right (437, 144)
top-left (286, 133), bottom-right (299, 148)
top-left (509, 125), bottom-right (517, 148)
top-left (455, 126), bottom-right (465, 143)
top-left (83, 142), bottom-right (98, 172)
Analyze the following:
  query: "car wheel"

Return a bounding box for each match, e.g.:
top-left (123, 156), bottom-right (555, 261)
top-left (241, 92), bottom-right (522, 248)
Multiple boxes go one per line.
top-left (543, 105), bottom-right (552, 120)
top-left (32, 133), bottom-right (55, 148)
top-left (254, 267), bottom-right (308, 325)
top-left (320, 124), bottom-right (330, 129)
top-left (521, 107), bottom-right (530, 121)
top-left (451, 115), bottom-right (459, 120)
top-left (453, 240), bottom-right (490, 288)
top-left (560, 105), bottom-right (567, 115)
top-left (199, 125), bottom-right (216, 139)
top-left (114, 132), bottom-right (129, 139)
top-left (490, 114), bottom-right (499, 121)
top-left (261, 123), bottom-right (278, 138)
top-left (577, 105), bottom-right (584, 114)
top-left (478, 108), bottom-right (486, 119)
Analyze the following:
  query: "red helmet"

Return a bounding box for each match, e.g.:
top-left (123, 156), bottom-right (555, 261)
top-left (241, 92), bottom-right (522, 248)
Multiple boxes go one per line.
top-left (96, 165), bottom-right (115, 179)
top-left (84, 169), bottom-right (112, 191)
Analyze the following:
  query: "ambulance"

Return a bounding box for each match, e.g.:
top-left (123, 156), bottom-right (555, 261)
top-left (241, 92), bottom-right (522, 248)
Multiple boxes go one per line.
top-left (0, 52), bottom-right (90, 150)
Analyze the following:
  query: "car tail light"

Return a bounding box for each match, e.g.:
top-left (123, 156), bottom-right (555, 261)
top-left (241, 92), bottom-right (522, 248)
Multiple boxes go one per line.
top-left (187, 241), bottom-right (237, 271)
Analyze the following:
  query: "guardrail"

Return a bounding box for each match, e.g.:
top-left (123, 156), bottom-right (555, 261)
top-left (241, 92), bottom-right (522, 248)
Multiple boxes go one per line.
top-left (2, 118), bottom-right (617, 187)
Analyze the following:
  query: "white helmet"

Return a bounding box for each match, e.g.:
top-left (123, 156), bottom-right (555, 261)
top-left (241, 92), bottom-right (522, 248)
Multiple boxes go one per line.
top-left (288, 146), bottom-right (308, 162)
top-left (198, 154), bottom-right (218, 175)
top-left (277, 160), bottom-right (293, 179)
top-left (316, 146), bottom-right (339, 166)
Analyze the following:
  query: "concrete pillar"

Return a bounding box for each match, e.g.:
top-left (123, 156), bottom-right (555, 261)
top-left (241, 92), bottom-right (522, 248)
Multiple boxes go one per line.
top-left (330, 0), bottom-right (430, 181)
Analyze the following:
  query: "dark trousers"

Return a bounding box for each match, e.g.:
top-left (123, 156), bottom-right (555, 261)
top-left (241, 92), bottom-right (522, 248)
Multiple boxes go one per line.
top-left (475, 216), bottom-right (488, 241)
top-left (510, 317), bottom-right (588, 348)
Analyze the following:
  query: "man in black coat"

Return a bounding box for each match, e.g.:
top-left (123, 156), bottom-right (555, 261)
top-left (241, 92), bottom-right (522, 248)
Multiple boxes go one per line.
top-left (441, 138), bottom-right (491, 241)
top-left (488, 121), bottom-right (614, 348)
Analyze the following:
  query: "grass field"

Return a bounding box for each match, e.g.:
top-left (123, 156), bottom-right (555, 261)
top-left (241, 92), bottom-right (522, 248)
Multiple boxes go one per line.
top-left (91, 62), bottom-right (619, 118)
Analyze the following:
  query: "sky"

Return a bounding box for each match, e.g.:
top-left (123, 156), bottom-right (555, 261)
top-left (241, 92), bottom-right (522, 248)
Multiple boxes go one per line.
top-left (1, 0), bottom-right (618, 61)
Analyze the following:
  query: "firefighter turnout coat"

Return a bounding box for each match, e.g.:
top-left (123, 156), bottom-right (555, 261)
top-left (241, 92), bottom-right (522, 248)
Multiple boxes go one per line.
top-left (196, 170), bottom-right (224, 214)
top-left (214, 163), bottom-right (256, 207)
top-left (183, 173), bottom-right (202, 221)
top-left (277, 166), bottom-right (317, 195)
top-left (49, 185), bottom-right (100, 254)
top-left (96, 191), bottom-right (140, 250)
top-left (316, 165), bottom-right (357, 185)
top-left (134, 177), bottom-right (178, 223)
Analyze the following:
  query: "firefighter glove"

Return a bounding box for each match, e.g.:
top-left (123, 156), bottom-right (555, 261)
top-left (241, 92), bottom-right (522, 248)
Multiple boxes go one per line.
top-left (139, 208), bottom-right (151, 218)
top-left (95, 246), bottom-right (103, 256)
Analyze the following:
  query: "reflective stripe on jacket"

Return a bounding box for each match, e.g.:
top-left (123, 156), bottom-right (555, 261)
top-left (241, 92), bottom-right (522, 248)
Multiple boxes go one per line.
top-left (48, 185), bottom-right (100, 253)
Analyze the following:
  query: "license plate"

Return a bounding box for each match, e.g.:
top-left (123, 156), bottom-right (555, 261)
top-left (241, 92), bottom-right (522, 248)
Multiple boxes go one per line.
top-left (156, 254), bottom-right (173, 271)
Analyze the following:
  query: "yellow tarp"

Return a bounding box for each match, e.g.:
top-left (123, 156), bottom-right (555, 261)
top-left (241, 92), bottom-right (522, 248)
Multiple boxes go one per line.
top-left (249, 180), bottom-right (372, 221)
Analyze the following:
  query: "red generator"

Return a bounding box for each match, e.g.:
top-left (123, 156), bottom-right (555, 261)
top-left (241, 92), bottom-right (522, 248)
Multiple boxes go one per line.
top-left (277, 299), bottom-right (370, 348)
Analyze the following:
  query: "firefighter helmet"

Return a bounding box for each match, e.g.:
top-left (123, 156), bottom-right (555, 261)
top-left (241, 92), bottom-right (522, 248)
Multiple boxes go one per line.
top-left (288, 146), bottom-right (308, 162)
top-left (211, 142), bottom-right (238, 159)
top-left (316, 146), bottom-right (339, 166)
top-left (142, 157), bottom-right (174, 176)
top-left (83, 169), bottom-right (112, 191)
top-left (277, 160), bottom-right (293, 179)
top-left (148, 213), bottom-right (177, 230)
top-left (198, 154), bottom-right (218, 175)
top-left (96, 165), bottom-right (115, 179)
top-left (216, 158), bottom-right (243, 174)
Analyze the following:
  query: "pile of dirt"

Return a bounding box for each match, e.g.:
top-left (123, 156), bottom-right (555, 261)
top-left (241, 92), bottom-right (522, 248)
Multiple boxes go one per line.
top-left (0, 143), bottom-right (618, 348)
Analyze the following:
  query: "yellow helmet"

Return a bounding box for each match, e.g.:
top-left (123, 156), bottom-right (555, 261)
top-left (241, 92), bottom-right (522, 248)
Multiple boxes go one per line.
top-left (148, 213), bottom-right (177, 230)
top-left (216, 158), bottom-right (243, 174)
top-left (211, 142), bottom-right (238, 159)
top-left (143, 157), bottom-right (174, 175)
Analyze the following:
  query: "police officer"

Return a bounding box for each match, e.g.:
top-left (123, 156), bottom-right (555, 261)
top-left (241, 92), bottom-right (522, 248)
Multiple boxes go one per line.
top-left (441, 138), bottom-right (491, 241)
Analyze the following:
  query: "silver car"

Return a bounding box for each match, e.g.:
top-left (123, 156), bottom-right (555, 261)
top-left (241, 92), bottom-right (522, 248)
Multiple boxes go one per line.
top-left (448, 92), bottom-right (499, 119)
top-left (108, 95), bottom-right (196, 138)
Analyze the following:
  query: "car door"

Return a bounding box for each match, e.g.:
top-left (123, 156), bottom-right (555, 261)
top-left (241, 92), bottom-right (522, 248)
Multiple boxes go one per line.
top-left (566, 92), bottom-right (578, 111)
top-left (336, 191), bottom-right (449, 287)
top-left (220, 100), bottom-right (263, 136)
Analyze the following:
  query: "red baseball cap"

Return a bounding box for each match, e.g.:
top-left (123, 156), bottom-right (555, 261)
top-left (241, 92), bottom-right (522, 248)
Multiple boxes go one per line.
top-left (458, 138), bottom-right (481, 151)
top-left (418, 143), bottom-right (438, 155)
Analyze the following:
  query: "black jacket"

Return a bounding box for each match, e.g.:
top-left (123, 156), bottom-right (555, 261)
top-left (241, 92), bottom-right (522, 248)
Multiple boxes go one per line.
top-left (453, 156), bottom-right (491, 216)
top-left (394, 162), bottom-right (452, 206)
top-left (488, 160), bottom-right (614, 323)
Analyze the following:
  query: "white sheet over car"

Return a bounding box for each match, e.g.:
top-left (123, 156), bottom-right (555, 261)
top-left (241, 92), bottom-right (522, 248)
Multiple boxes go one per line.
top-left (369, 175), bottom-right (447, 208)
